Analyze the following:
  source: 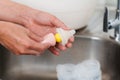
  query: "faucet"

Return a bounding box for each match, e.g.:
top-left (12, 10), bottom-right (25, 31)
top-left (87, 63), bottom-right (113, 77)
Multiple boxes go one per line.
top-left (103, 0), bottom-right (120, 41)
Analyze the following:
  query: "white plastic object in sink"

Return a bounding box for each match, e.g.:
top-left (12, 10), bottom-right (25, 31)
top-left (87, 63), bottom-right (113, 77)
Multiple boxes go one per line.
top-left (57, 60), bottom-right (101, 80)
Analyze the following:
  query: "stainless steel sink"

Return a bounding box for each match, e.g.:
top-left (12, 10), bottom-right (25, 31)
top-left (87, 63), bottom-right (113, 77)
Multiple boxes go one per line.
top-left (0, 35), bottom-right (120, 80)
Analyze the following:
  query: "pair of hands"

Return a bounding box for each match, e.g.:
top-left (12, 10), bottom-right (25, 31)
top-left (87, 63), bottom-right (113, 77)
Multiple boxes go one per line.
top-left (0, 0), bottom-right (74, 56)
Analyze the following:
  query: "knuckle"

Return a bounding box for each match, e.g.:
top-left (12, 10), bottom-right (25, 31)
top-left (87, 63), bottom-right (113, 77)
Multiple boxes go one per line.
top-left (52, 16), bottom-right (57, 21)
top-left (18, 48), bottom-right (26, 54)
top-left (14, 51), bottom-right (20, 55)
top-left (40, 45), bottom-right (48, 51)
top-left (37, 48), bottom-right (43, 52)
top-left (23, 42), bottom-right (31, 49)
top-left (38, 47), bottom-right (44, 52)
top-left (17, 45), bottom-right (30, 54)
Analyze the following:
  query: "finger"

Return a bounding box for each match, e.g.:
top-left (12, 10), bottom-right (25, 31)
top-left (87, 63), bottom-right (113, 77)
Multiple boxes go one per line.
top-left (42, 26), bottom-right (56, 34)
top-left (68, 36), bottom-right (75, 43)
top-left (19, 50), bottom-right (40, 55)
top-left (35, 25), bottom-right (56, 35)
top-left (30, 42), bottom-right (51, 52)
top-left (27, 38), bottom-right (50, 53)
top-left (28, 31), bottom-right (42, 42)
top-left (55, 43), bottom-right (67, 51)
top-left (66, 43), bottom-right (72, 48)
top-left (49, 47), bottom-right (60, 56)
top-left (52, 17), bottom-right (70, 30)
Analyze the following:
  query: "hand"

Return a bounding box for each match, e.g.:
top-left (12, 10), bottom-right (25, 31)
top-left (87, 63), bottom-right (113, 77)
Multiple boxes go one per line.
top-left (0, 21), bottom-right (55, 55)
top-left (0, 0), bottom-right (74, 55)
top-left (0, 0), bottom-right (68, 31)
top-left (14, 4), bottom-right (74, 55)
top-left (23, 11), bottom-right (74, 55)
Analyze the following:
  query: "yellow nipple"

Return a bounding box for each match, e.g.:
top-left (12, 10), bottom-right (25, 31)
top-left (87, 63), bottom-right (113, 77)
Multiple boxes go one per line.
top-left (55, 33), bottom-right (62, 43)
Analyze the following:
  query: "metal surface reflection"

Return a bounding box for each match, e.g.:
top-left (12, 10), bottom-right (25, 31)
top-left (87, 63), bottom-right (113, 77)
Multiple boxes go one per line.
top-left (0, 35), bottom-right (120, 80)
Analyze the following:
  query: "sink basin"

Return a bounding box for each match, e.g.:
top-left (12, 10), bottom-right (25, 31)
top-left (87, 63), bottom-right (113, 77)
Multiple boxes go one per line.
top-left (0, 35), bottom-right (120, 80)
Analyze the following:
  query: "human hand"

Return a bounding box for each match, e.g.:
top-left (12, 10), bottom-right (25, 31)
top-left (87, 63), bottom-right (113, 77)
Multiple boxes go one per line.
top-left (0, 0), bottom-right (75, 55)
top-left (18, 6), bottom-right (75, 55)
top-left (0, 21), bottom-right (55, 55)
top-left (23, 11), bottom-right (75, 55)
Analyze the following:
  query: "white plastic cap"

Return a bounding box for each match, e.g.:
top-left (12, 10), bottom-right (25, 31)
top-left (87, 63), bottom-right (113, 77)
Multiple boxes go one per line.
top-left (56, 28), bottom-right (76, 45)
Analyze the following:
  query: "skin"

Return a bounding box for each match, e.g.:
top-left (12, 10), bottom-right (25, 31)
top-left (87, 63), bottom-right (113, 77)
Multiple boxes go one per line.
top-left (0, 0), bottom-right (74, 55)
top-left (0, 21), bottom-right (55, 55)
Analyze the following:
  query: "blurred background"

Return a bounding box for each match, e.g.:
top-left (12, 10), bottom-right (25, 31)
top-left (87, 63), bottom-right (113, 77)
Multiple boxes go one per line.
top-left (83, 0), bottom-right (117, 36)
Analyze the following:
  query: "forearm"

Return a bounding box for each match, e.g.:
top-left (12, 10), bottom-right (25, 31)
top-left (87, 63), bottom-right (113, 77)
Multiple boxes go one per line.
top-left (0, 0), bottom-right (32, 25)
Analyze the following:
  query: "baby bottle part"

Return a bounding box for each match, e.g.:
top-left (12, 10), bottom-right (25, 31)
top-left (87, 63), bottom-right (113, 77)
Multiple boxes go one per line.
top-left (42, 33), bottom-right (56, 46)
top-left (55, 28), bottom-right (76, 45)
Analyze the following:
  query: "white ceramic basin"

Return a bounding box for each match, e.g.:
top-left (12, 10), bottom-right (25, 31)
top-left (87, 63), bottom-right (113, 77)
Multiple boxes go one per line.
top-left (12, 0), bottom-right (98, 29)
